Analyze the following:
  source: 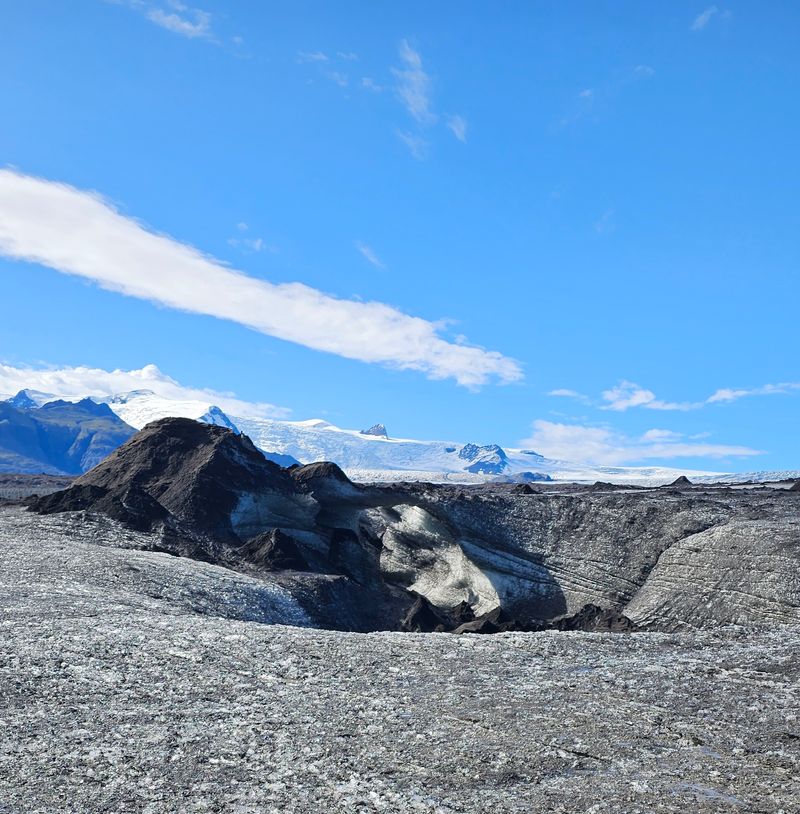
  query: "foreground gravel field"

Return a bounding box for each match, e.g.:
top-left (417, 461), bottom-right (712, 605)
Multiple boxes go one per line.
top-left (1, 508), bottom-right (799, 813)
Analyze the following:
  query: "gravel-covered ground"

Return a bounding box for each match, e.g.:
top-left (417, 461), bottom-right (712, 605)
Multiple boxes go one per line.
top-left (2, 508), bottom-right (799, 813)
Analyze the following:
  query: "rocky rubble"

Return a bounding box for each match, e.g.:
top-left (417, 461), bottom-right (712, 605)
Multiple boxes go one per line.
top-left (27, 418), bottom-right (800, 634)
top-left (0, 507), bottom-right (799, 813)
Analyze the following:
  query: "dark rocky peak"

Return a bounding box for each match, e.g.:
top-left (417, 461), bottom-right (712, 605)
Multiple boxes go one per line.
top-left (512, 483), bottom-right (538, 495)
top-left (790, 480), bottom-right (800, 492)
top-left (458, 443), bottom-right (506, 461)
top-left (5, 389), bottom-right (42, 410)
top-left (37, 397), bottom-right (115, 418)
top-left (289, 461), bottom-right (365, 504)
top-left (291, 461), bottom-right (351, 486)
top-left (33, 418), bottom-right (297, 541)
top-left (457, 443), bottom-right (509, 475)
top-left (668, 476), bottom-right (693, 487)
top-left (360, 423), bottom-right (388, 438)
top-left (237, 528), bottom-right (309, 572)
top-left (591, 481), bottom-right (627, 491)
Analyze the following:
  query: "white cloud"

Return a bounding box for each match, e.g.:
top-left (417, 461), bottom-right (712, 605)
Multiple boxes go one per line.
top-left (446, 114), bottom-right (468, 143)
top-left (228, 222), bottom-right (276, 254)
top-left (297, 50), bottom-right (329, 63)
top-left (109, 1), bottom-right (215, 40)
top-left (0, 363), bottom-right (289, 420)
top-left (326, 70), bottom-right (349, 88)
top-left (337, 51), bottom-right (359, 61)
top-left (361, 77), bottom-right (384, 92)
top-left (522, 420), bottom-right (761, 466)
top-left (392, 39), bottom-right (435, 125)
top-left (640, 428), bottom-right (683, 442)
top-left (547, 388), bottom-right (591, 405)
top-left (691, 6), bottom-right (718, 31)
top-left (146, 5), bottom-right (211, 39)
top-left (227, 236), bottom-right (275, 254)
top-left (707, 382), bottom-right (800, 403)
top-left (297, 51), bottom-right (352, 89)
top-left (396, 130), bottom-right (428, 160)
top-left (355, 241), bottom-right (385, 270)
top-left (602, 381), bottom-right (700, 412)
top-left (552, 378), bottom-right (800, 417)
top-left (557, 66), bottom-right (654, 130)
top-left (0, 170), bottom-right (521, 388)
top-left (600, 379), bottom-right (800, 411)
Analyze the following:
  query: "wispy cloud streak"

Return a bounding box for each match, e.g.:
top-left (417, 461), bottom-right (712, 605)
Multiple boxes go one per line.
top-left (550, 378), bottom-right (800, 412)
top-left (393, 39), bottom-right (435, 125)
top-left (522, 420), bottom-right (761, 466)
top-left (691, 6), bottom-right (718, 31)
top-left (0, 170), bottom-right (521, 388)
top-left (707, 383), bottom-right (800, 403)
top-left (447, 114), bottom-right (468, 143)
top-left (355, 241), bottom-right (385, 270)
top-left (112, 1), bottom-right (215, 40)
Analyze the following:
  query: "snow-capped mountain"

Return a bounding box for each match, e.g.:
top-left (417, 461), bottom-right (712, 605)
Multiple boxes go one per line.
top-left (4, 386), bottom-right (792, 486)
top-left (360, 423), bottom-right (389, 438)
top-left (230, 414), bottom-right (720, 485)
top-left (99, 390), bottom-right (241, 433)
top-left (3, 389), bottom-right (58, 409)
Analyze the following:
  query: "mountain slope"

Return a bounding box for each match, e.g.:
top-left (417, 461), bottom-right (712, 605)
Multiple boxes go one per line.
top-left (0, 395), bottom-right (136, 475)
top-left (1, 385), bottom-right (772, 485)
top-left (100, 390), bottom-right (241, 432)
top-left (31, 417), bottom-right (800, 633)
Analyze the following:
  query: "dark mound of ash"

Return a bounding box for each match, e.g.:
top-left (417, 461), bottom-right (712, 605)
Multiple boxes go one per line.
top-left (511, 483), bottom-right (539, 495)
top-left (554, 603), bottom-right (639, 632)
top-left (402, 596), bottom-right (638, 635)
top-left (33, 418), bottom-right (295, 542)
top-left (668, 475), bottom-right (693, 487)
top-left (28, 417), bottom-right (800, 635)
top-left (34, 482), bottom-right (169, 532)
top-left (291, 461), bottom-right (351, 486)
top-left (591, 481), bottom-right (627, 491)
top-left (237, 528), bottom-right (309, 571)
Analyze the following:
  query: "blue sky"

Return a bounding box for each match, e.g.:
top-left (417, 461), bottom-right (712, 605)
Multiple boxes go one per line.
top-left (1, 1), bottom-right (798, 471)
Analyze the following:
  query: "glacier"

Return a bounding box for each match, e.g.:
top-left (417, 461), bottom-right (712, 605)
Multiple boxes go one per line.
top-left (5, 387), bottom-right (794, 485)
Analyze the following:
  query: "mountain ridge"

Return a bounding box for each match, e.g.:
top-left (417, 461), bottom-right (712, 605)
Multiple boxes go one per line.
top-left (3, 385), bottom-right (792, 485)
top-left (0, 395), bottom-right (136, 474)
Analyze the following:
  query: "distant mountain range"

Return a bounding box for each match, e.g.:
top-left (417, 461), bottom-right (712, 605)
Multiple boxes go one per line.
top-left (0, 396), bottom-right (135, 475)
top-left (1, 386), bottom-right (769, 485)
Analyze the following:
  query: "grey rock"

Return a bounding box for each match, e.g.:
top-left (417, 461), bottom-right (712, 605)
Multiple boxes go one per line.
top-left (27, 419), bottom-right (800, 633)
top-left (458, 442), bottom-right (508, 474)
top-left (360, 423), bottom-right (388, 438)
top-left (1, 507), bottom-right (799, 813)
